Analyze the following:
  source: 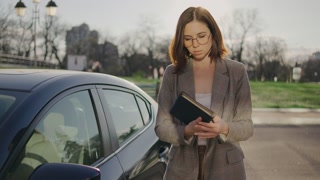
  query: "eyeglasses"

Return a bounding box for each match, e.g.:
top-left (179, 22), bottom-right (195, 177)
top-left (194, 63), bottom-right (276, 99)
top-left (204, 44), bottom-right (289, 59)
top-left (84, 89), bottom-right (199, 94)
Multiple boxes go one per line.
top-left (184, 33), bottom-right (211, 47)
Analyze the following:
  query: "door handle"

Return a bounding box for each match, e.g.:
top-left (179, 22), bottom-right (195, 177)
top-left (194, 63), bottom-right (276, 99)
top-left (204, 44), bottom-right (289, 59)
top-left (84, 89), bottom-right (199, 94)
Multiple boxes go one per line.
top-left (158, 146), bottom-right (169, 162)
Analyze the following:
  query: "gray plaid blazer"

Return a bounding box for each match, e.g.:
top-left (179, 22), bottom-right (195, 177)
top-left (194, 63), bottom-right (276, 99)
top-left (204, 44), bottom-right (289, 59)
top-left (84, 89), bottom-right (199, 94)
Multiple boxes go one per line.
top-left (155, 58), bottom-right (254, 180)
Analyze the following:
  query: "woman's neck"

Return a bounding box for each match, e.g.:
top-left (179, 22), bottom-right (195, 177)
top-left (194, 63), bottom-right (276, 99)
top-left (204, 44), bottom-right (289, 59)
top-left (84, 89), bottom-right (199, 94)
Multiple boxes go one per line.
top-left (193, 57), bottom-right (216, 94)
top-left (193, 57), bottom-right (215, 69)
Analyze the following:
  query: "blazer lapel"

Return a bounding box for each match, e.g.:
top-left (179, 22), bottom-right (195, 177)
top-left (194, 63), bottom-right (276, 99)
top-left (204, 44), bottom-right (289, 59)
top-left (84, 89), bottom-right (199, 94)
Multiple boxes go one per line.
top-left (211, 59), bottom-right (229, 117)
top-left (177, 59), bottom-right (195, 99)
top-left (177, 58), bottom-right (229, 117)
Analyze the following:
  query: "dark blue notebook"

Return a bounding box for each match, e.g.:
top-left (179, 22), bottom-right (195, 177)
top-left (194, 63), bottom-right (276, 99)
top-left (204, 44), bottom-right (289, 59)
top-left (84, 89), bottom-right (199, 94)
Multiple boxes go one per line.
top-left (170, 91), bottom-right (215, 125)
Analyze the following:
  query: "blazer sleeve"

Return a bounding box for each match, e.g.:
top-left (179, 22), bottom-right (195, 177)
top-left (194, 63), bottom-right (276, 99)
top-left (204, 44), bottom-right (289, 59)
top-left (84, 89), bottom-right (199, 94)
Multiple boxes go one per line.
top-left (224, 63), bottom-right (254, 142)
top-left (154, 65), bottom-right (193, 146)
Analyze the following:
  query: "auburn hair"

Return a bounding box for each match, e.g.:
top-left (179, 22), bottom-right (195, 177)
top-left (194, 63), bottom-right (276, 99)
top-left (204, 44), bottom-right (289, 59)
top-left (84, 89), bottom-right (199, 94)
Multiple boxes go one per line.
top-left (168, 6), bottom-right (228, 73)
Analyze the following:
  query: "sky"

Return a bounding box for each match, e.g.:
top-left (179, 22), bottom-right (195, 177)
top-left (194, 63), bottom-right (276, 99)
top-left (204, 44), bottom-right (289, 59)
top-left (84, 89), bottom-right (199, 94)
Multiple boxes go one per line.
top-left (1, 0), bottom-right (320, 58)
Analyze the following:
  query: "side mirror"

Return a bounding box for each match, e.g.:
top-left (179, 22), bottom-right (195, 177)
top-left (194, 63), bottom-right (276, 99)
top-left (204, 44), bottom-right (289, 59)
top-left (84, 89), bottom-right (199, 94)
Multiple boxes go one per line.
top-left (29, 163), bottom-right (100, 180)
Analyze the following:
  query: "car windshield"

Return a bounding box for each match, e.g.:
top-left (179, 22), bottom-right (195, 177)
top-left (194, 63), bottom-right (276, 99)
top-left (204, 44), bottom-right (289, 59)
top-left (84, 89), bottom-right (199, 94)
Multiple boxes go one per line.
top-left (0, 90), bottom-right (26, 124)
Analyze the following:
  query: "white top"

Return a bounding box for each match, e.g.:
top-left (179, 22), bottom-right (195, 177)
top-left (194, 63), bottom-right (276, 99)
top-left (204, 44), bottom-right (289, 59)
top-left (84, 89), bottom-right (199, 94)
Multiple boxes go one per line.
top-left (195, 93), bottom-right (212, 146)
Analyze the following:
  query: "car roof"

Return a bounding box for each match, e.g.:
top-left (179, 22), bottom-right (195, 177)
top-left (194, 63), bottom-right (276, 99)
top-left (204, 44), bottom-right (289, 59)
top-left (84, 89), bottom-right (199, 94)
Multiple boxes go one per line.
top-left (0, 69), bottom-right (136, 92)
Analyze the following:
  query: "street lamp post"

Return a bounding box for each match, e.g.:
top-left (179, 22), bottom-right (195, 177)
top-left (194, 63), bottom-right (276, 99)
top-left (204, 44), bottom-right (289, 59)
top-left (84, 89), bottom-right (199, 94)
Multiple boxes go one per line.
top-left (14, 0), bottom-right (58, 67)
top-left (292, 62), bottom-right (302, 82)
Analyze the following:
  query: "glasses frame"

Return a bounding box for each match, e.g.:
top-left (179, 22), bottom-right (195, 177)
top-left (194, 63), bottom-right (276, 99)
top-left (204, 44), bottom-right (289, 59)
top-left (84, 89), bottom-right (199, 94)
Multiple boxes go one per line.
top-left (184, 33), bottom-right (211, 48)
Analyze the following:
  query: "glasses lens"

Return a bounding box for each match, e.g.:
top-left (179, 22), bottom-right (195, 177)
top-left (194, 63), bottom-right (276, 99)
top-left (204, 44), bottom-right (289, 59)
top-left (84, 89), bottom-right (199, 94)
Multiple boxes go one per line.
top-left (184, 34), bottom-right (210, 47)
top-left (198, 35), bottom-right (209, 45)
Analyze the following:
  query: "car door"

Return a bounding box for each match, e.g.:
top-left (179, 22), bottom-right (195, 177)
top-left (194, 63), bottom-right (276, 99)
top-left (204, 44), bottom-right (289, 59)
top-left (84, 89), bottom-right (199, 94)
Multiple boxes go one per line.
top-left (5, 86), bottom-right (124, 180)
top-left (97, 85), bottom-right (167, 180)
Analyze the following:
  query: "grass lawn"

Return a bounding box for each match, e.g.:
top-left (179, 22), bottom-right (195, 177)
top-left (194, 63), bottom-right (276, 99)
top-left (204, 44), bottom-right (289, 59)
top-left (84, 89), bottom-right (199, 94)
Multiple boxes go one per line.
top-left (250, 81), bottom-right (320, 109)
top-left (121, 76), bottom-right (158, 84)
top-left (123, 77), bottom-right (320, 109)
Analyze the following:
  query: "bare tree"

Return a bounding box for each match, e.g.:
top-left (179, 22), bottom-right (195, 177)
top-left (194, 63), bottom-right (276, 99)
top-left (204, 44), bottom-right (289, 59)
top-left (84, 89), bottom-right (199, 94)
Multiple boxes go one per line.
top-left (117, 15), bottom-right (167, 77)
top-left (153, 36), bottom-right (171, 62)
top-left (118, 32), bottom-right (142, 76)
top-left (136, 15), bottom-right (161, 77)
top-left (137, 15), bottom-right (159, 53)
top-left (0, 6), bottom-right (11, 42)
top-left (118, 32), bottom-right (141, 57)
top-left (38, 16), bottom-right (67, 62)
top-left (40, 16), bottom-right (53, 61)
top-left (49, 20), bottom-right (68, 67)
top-left (221, 8), bottom-right (262, 62)
top-left (301, 52), bottom-right (320, 82)
top-left (14, 21), bottom-right (34, 56)
top-left (0, 5), bottom-right (34, 56)
top-left (0, 5), bottom-right (15, 54)
top-left (248, 36), bottom-right (287, 81)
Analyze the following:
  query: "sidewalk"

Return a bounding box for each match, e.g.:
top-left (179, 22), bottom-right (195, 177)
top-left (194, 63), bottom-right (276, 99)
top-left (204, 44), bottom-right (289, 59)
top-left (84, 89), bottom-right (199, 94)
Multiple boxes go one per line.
top-left (252, 108), bottom-right (320, 125)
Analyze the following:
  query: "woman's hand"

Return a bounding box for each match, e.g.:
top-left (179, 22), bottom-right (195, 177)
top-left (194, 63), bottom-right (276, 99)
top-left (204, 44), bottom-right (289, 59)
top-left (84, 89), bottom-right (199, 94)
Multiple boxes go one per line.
top-left (184, 117), bottom-right (202, 139)
top-left (194, 115), bottom-right (229, 139)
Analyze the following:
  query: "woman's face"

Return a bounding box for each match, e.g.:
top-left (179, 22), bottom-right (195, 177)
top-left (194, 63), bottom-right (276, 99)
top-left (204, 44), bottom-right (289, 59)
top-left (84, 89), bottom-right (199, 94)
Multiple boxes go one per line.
top-left (183, 20), bottom-right (212, 61)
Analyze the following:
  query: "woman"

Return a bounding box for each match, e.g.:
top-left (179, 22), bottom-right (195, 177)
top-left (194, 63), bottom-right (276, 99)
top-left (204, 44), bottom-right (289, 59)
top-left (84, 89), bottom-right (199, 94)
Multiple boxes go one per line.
top-left (155, 6), bottom-right (254, 180)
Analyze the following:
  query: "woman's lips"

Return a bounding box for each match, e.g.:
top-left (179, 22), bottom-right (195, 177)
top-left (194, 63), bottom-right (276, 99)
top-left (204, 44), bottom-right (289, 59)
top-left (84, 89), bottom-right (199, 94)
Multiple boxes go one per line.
top-left (193, 50), bottom-right (202, 55)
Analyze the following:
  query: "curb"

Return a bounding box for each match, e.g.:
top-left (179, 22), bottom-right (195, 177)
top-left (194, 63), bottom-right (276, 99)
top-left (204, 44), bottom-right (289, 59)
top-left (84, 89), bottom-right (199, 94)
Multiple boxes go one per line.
top-left (252, 108), bottom-right (320, 125)
top-left (253, 117), bottom-right (320, 125)
top-left (253, 108), bottom-right (320, 113)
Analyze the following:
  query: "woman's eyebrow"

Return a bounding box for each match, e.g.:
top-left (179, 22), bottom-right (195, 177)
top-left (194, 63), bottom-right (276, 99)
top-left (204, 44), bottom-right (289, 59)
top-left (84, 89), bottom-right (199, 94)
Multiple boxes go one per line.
top-left (197, 32), bottom-right (208, 35)
top-left (184, 32), bottom-right (207, 36)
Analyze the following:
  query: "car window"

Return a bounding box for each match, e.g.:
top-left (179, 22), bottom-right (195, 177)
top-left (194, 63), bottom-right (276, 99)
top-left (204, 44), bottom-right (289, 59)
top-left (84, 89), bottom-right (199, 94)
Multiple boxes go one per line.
top-left (7, 90), bottom-right (102, 180)
top-left (102, 90), bottom-right (145, 145)
top-left (0, 90), bottom-right (28, 126)
top-left (0, 94), bottom-right (15, 120)
top-left (136, 96), bottom-right (151, 125)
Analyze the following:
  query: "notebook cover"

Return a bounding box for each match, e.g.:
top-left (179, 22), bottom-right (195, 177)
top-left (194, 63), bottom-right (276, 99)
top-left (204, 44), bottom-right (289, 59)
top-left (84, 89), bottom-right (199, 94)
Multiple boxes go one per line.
top-left (170, 92), bottom-right (215, 125)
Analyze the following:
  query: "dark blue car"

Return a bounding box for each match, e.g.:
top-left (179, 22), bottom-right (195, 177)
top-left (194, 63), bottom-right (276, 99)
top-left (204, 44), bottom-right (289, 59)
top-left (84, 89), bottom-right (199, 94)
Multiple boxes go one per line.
top-left (0, 69), bottom-right (169, 180)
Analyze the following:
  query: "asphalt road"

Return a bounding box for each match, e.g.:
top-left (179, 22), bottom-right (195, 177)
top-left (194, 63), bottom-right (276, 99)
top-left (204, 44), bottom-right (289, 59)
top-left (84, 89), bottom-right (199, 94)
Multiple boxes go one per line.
top-left (242, 109), bottom-right (320, 180)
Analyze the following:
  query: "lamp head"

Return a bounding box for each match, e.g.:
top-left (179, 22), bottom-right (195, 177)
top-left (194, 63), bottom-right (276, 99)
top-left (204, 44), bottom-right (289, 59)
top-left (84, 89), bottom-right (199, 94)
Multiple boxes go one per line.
top-left (15, 1), bottom-right (27, 17)
top-left (46, 0), bottom-right (58, 16)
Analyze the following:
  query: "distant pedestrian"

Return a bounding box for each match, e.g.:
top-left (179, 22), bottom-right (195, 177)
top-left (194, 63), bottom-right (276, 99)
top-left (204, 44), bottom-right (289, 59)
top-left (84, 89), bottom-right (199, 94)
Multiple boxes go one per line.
top-left (155, 6), bottom-right (254, 180)
top-left (87, 59), bottom-right (102, 73)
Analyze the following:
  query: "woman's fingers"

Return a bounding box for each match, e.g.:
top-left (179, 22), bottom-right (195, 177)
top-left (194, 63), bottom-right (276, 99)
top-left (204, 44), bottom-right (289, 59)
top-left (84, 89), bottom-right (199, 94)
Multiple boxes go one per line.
top-left (196, 131), bottom-right (219, 138)
top-left (195, 120), bottom-right (222, 138)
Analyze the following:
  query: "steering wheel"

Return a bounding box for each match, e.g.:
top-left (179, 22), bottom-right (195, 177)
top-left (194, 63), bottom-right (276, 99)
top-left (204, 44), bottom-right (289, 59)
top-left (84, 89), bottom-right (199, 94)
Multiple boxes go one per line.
top-left (25, 152), bottom-right (49, 164)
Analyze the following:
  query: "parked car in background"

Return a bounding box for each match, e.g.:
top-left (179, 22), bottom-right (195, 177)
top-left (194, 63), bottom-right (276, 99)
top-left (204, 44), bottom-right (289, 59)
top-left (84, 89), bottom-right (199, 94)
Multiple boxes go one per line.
top-left (0, 69), bottom-right (169, 180)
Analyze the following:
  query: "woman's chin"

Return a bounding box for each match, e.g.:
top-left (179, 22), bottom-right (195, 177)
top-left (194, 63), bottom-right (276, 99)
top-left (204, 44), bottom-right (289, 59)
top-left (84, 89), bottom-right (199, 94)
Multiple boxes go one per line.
top-left (192, 55), bottom-right (206, 61)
